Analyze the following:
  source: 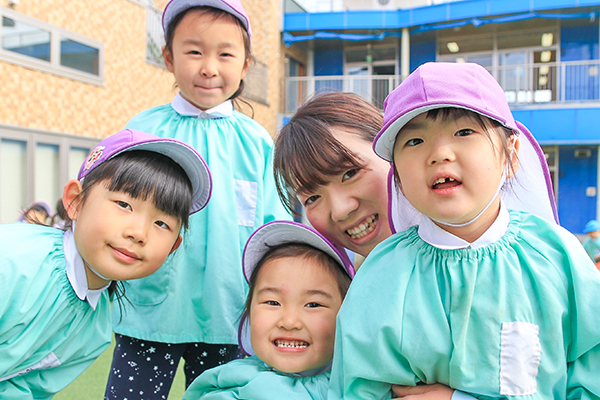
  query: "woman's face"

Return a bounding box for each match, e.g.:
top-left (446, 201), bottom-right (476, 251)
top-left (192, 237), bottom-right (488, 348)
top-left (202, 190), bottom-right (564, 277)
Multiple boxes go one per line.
top-left (296, 127), bottom-right (392, 257)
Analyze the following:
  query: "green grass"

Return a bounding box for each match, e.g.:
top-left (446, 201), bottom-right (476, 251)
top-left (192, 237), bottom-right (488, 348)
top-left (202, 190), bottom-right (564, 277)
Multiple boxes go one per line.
top-left (54, 336), bottom-right (186, 400)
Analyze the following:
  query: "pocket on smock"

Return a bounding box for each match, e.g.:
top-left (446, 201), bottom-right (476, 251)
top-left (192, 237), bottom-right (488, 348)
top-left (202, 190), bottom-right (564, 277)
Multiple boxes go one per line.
top-left (235, 179), bottom-right (257, 227)
top-left (499, 321), bottom-right (541, 396)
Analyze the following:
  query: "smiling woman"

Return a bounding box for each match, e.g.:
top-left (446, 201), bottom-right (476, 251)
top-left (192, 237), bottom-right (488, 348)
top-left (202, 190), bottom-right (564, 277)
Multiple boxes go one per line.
top-left (274, 92), bottom-right (392, 258)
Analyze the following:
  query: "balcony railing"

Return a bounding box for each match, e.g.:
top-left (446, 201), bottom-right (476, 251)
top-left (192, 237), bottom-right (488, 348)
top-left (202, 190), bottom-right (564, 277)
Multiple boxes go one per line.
top-left (283, 59), bottom-right (600, 115)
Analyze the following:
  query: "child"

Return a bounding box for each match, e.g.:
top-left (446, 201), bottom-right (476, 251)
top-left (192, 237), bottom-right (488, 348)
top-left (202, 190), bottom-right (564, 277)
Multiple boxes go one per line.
top-left (0, 128), bottom-right (211, 399)
top-left (182, 221), bottom-right (353, 400)
top-left (328, 62), bottom-right (600, 400)
top-left (16, 200), bottom-right (53, 224)
top-left (106, 0), bottom-right (290, 397)
top-left (582, 219), bottom-right (600, 267)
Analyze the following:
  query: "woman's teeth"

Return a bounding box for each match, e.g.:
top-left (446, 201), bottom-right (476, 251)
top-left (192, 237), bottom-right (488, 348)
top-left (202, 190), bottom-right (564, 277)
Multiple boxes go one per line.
top-left (275, 340), bottom-right (308, 348)
top-left (346, 215), bottom-right (378, 239)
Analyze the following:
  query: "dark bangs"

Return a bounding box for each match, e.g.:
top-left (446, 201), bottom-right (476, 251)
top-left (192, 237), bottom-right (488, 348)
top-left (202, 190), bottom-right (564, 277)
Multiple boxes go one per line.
top-left (274, 118), bottom-right (364, 215)
top-left (82, 151), bottom-right (192, 229)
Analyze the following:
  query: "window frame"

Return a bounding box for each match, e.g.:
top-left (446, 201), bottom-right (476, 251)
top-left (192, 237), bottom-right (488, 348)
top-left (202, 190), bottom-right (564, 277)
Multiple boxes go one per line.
top-left (0, 6), bottom-right (104, 86)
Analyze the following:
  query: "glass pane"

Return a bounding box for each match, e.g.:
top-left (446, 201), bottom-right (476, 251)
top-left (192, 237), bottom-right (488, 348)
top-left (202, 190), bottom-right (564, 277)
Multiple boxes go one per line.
top-left (35, 143), bottom-right (60, 214)
top-left (1, 17), bottom-right (51, 61)
top-left (346, 48), bottom-right (368, 63)
top-left (69, 146), bottom-right (90, 181)
top-left (438, 36), bottom-right (494, 55)
top-left (497, 29), bottom-right (557, 50)
top-left (371, 47), bottom-right (395, 62)
top-left (0, 139), bottom-right (27, 224)
top-left (60, 37), bottom-right (99, 75)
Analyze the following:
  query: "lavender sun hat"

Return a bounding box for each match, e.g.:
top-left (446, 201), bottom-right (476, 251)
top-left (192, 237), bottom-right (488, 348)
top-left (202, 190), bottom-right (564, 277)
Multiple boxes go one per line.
top-left (374, 62), bottom-right (558, 231)
top-left (162, 0), bottom-right (252, 40)
top-left (78, 129), bottom-right (212, 215)
top-left (238, 221), bottom-right (354, 356)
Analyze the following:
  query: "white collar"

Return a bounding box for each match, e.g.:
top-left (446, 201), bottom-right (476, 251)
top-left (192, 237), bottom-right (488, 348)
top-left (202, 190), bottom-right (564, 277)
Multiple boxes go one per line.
top-left (418, 203), bottom-right (510, 250)
top-left (63, 228), bottom-right (110, 310)
top-left (171, 93), bottom-right (233, 119)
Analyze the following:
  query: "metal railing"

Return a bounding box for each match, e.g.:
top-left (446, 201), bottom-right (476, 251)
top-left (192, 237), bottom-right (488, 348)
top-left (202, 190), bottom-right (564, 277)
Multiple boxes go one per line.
top-left (283, 59), bottom-right (600, 114)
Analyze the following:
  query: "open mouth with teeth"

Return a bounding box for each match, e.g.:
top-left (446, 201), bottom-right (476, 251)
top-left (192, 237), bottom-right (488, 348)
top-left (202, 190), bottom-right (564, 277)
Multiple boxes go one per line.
top-left (432, 177), bottom-right (461, 190)
top-left (274, 339), bottom-right (309, 349)
top-left (346, 214), bottom-right (378, 240)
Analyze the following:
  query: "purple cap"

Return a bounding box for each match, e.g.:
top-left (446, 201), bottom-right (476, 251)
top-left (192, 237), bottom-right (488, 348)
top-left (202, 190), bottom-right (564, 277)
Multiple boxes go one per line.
top-left (162, 0), bottom-right (251, 40)
top-left (374, 62), bottom-right (519, 162)
top-left (242, 221), bottom-right (355, 282)
top-left (78, 129), bottom-right (212, 215)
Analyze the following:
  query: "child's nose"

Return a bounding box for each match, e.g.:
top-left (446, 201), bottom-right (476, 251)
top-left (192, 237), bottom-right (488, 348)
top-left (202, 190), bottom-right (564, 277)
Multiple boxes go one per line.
top-left (428, 142), bottom-right (455, 165)
top-left (277, 309), bottom-right (302, 331)
top-left (201, 57), bottom-right (218, 78)
top-left (123, 222), bottom-right (148, 244)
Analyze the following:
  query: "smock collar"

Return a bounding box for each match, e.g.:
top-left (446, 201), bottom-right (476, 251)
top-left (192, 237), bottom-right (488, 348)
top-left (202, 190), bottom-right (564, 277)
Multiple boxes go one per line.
top-left (63, 228), bottom-right (110, 310)
top-left (418, 202), bottom-right (510, 250)
top-left (171, 93), bottom-right (233, 119)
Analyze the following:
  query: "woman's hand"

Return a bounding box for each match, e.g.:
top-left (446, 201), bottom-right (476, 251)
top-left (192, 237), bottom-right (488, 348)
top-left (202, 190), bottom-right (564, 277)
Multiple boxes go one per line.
top-left (392, 383), bottom-right (454, 400)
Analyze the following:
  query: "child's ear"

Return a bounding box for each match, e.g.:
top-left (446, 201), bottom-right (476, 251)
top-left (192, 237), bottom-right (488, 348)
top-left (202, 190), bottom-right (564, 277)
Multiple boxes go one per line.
top-left (240, 55), bottom-right (252, 80)
top-left (62, 179), bottom-right (83, 220)
top-left (507, 136), bottom-right (520, 178)
top-left (162, 46), bottom-right (174, 73)
top-left (170, 235), bottom-right (183, 255)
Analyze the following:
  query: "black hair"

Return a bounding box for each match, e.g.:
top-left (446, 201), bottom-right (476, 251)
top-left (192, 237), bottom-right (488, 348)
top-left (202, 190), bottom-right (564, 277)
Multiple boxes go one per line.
top-left (63, 150), bottom-right (193, 299)
top-left (243, 242), bottom-right (352, 319)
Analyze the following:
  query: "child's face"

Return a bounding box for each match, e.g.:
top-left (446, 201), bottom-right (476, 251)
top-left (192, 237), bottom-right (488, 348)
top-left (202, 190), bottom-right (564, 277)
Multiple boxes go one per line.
top-left (392, 112), bottom-right (516, 240)
top-left (163, 9), bottom-right (250, 111)
top-left (67, 181), bottom-right (182, 290)
top-left (249, 256), bottom-right (343, 373)
top-left (296, 127), bottom-right (392, 257)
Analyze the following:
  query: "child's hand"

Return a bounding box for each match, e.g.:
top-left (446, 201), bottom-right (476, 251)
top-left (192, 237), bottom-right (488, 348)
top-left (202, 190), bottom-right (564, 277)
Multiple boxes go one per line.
top-left (392, 383), bottom-right (454, 400)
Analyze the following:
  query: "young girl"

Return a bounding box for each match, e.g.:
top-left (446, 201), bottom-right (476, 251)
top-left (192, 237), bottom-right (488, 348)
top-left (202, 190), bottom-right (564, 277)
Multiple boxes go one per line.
top-left (106, 0), bottom-right (290, 398)
top-left (329, 62), bottom-right (600, 400)
top-left (0, 128), bottom-right (211, 399)
top-left (182, 221), bottom-right (353, 400)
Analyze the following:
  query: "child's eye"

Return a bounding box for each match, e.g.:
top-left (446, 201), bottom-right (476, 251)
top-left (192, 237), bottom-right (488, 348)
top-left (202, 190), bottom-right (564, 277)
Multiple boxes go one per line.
top-left (342, 169), bottom-right (359, 181)
top-left (306, 302), bottom-right (323, 308)
top-left (456, 128), bottom-right (474, 137)
top-left (304, 195), bottom-right (320, 206)
top-left (220, 52), bottom-right (232, 57)
top-left (188, 50), bottom-right (201, 55)
top-left (265, 300), bottom-right (280, 306)
top-left (155, 220), bottom-right (170, 230)
top-left (405, 138), bottom-right (423, 146)
top-left (116, 201), bottom-right (131, 210)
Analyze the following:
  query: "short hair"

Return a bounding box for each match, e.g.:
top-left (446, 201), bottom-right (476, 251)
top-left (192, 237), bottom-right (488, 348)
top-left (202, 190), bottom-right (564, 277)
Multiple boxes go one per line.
top-left (274, 92), bottom-right (383, 216)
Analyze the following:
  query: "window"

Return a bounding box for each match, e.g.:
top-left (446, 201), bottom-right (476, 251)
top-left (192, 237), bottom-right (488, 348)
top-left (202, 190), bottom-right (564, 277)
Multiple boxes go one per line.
top-left (0, 8), bottom-right (103, 85)
top-left (0, 125), bottom-right (100, 223)
top-left (146, 5), bottom-right (165, 68)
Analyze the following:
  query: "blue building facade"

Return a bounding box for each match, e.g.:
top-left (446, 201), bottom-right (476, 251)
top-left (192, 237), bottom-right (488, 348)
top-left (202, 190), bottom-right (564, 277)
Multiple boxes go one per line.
top-left (282, 0), bottom-right (600, 234)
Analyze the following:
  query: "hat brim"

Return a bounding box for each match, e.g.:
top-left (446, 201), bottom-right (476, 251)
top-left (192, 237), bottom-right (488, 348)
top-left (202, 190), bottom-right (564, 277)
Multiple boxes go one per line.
top-left (242, 221), bottom-right (354, 283)
top-left (374, 103), bottom-right (510, 162)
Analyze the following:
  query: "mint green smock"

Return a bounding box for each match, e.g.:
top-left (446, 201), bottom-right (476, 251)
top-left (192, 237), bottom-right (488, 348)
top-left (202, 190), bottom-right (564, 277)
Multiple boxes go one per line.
top-left (113, 105), bottom-right (291, 344)
top-left (582, 236), bottom-right (600, 263)
top-left (182, 356), bottom-right (330, 399)
top-left (0, 223), bottom-right (111, 399)
top-left (329, 211), bottom-right (600, 400)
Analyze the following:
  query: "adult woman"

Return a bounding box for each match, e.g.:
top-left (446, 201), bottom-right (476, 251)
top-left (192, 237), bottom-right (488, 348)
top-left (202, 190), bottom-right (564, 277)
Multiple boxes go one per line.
top-left (274, 92), bottom-right (393, 259)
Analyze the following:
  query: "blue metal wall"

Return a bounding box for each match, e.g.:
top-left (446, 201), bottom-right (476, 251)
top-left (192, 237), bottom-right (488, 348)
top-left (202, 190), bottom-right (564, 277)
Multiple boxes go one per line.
top-left (557, 146), bottom-right (598, 233)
